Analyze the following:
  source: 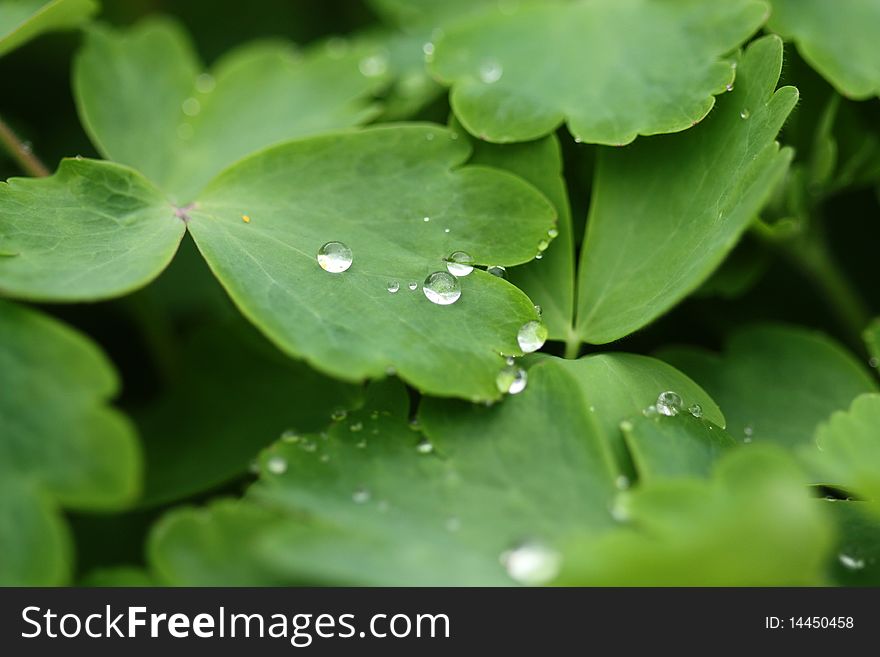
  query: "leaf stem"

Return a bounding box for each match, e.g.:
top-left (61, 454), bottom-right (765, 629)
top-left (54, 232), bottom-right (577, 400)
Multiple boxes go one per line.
top-left (563, 330), bottom-right (581, 359)
top-left (0, 115), bottom-right (49, 177)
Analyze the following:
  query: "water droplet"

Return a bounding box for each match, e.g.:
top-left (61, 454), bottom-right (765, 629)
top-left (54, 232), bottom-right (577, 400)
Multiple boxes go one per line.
top-left (423, 271), bottom-right (462, 305)
top-left (317, 241), bottom-right (353, 273)
top-left (533, 304), bottom-right (542, 318)
top-left (415, 438), bottom-right (434, 454)
top-left (359, 52), bottom-right (388, 77)
top-left (426, 133), bottom-right (434, 141)
top-left (642, 404), bottom-right (658, 418)
top-left (407, 281), bottom-right (418, 291)
top-left (725, 83), bottom-right (734, 92)
top-left (487, 265), bottom-right (507, 279)
top-left (505, 355), bottom-right (515, 366)
top-left (422, 42), bottom-right (435, 60)
top-left (547, 227), bottom-right (559, 239)
top-left (479, 59), bottom-right (503, 84)
top-left (267, 455), bottom-right (288, 475)
top-left (446, 251), bottom-right (475, 277)
top-left (534, 253), bottom-right (543, 260)
top-left (838, 553), bottom-right (865, 570)
top-left (740, 109), bottom-right (750, 120)
top-left (537, 239), bottom-right (549, 252)
top-left (280, 429), bottom-right (300, 443)
top-left (445, 516), bottom-right (461, 532)
top-left (615, 475), bottom-right (630, 490)
top-left (655, 391), bottom-right (683, 417)
top-left (500, 541), bottom-right (561, 585)
top-left (517, 320), bottom-right (548, 353)
top-left (620, 420), bottom-right (634, 432)
top-left (610, 496), bottom-right (630, 522)
top-left (688, 403), bottom-right (703, 418)
top-left (352, 488), bottom-right (371, 504)
top-left (444, 227), bottom-right (451, 233)
top-left (496, 364), bottom-right (528, 394)
top-left (331, 409), bottom-right (347, 421)
top-left (869, 357), bottom-right (879, 368)
top-left (182, 97), bottom-right (201, 116)
top-left (386, 280), bottom-right (400, 293)
top-left (423, 216), bottom-right (430, 222)
top-left (195, 73), bottom-right (215, 93)
top-left (743, 424), bottom-right (754, 443)
top-left (350, 422), bottom-right (363, 432)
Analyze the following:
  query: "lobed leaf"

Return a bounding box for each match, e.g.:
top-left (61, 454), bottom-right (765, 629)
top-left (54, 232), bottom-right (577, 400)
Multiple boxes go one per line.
top-left (576, 36), bottom-right (797, 344)
top-left (431, 0), bottom-right (768, 144)
top-left (768, 0), bottom-right (880, 99)
top-left (659, 324), bottom-right (878, 449)
top-left (0, 0), bottom-right (96, 58)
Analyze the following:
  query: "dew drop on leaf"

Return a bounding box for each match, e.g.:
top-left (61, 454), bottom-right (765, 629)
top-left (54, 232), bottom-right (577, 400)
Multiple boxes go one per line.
top-left (500, 541), bottom-right (561, 585)
top-left (547, 227), bottom-right (559, 239)
top-left (537, 239), bottom-right (549, 252)
top-left (496, 363), bottom-right (528, 395)
top-left (487, 265), bottom-right (507, 279)
top-left (416, 438), bottom-right (434, 454)
top-left (407, 281), bottom-right (418, 291)
top-left (479, 59), bottom-right (503, 84)
top-left (533, 304), bottom-right (543, 318)
top-left (517, 320), bottom-right (548, 353)
top-left (740, 109), bottom-right (750, 119)
top-left (423, 271), bottom-right (461, 305)
top-left (386, 280), bottom-right (400, 293)
top-left (352, 487), bottom-right (371, 504)
top-left (838, 553), bottom-right (865, 570)
top-left (446, 251), bottom-right (475, 277)
top-left (655, 391), bottom-right (683, 416)
top-left (688, 403), bottom-right (703, 418)
top-left (317, 241), bottom-right (353, 273)
top-left (266, 455), bottom-right (288, 475)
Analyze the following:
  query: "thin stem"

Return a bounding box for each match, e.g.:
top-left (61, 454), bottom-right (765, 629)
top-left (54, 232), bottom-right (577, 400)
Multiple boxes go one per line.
top-left (563, 330), bottom-right (581, 359)
top-left (0, 115), bottom-right (49, 177)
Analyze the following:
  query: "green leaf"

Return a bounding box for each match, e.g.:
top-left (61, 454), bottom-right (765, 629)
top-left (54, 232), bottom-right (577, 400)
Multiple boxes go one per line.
top-left (576, 36), bottom-right (797, 344)
top-left (659, 323), bottom-right (878, 449)
top-left (187, 124), bottom-right (554, 400)
top-left (136, 320), bottom-right (362, 507)
top-left (556, 447), bottom-right (834, 585)
top-left (430, 0), bottom-right (768, 144)
top-left (825, 501), bottom-right (880, 586)
top-left (805, 394), bottom-right (880, 504)
top-left (452, 120), bottom-right (574, 341)
top-left (0, 158), bottom-right (184, 302)
top-left (73, 18), bottom-right (387, 203)
top-left (768, 0), bottom-right (880, 99)
top-left (80, 566), bottom-right (155, 587)
top-left (0, 300), bottom-right (140, 584)
top-left (0, 0), bottom-right (97, 58)
top-left (623, 413), bottom-right (737, 484)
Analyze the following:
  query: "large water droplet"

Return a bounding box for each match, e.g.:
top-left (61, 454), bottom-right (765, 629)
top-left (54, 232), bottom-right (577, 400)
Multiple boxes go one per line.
top-left (655, 391), bottom-right (683, 416)
top-left (352, 487), bottom-right (371, 504)
top-left (517, 320), bottom-right (547, 353)
top-left (487, 265), bottom-right (507, 279)
top-left (317, 241), bottom-right (352, 273)
top-left (838, 553), bottom-right (865, 570)
top-left (423, 271), bottom-right (462, 305)
top-left (446, 251), bottom-right (475, 277)
top-left (500, 541), bottom-right (561, 585)
top-left (267, 455), bottom-right (288, 475)
top-left (386, 280), bottom-right (400, 293)
top-left (496, 364), bottom-right (528, 394)
top-left (479, 59), bottom-right (503, 84)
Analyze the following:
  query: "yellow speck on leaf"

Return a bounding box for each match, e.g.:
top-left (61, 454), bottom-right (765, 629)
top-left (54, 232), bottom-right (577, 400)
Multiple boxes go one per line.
top-left (242, 214), bottom-right (251, 223)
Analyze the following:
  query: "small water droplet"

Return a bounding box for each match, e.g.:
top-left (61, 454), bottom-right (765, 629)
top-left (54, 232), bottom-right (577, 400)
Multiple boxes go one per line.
top-left (426, 133), bottom-right (435, 141)
top-left (534, 253), bottom-right (543, 260)
top-left (725, 83), bottom-right (734, 92)
top-left (359, 52), bottom-right (388, 77)
top-left (615, 475), bottom-right (630, 490)
top-left (743, 424), bottom-right (754, 444)
top-left (479, 59), bottom-right (503, 84)
top-left (445, 516), bottom-right (461, 532)
top-left (280, 429), bottom-right (300, 443)
top-left (267, 455), bottom-right (288, 475)
top-left (416, 438), bottom-right (434, 454)
top-left (655, 391), bottom-right (683, 417)
top-left (688, 403), bottom-right (703, 418)
top-left (505, 356), bottom-right (515, 366)
top-left (838, 553), bottom-right (865, 570)
top-left (740, 109), bottom-right (750, 119)
top-left (517, 320), bottom-right (548, 353)
top-left (533, 304), bottom-right (543, 317)
top-left (423, 271), bottom-right (462, 305)
top-left (444, 227), bottom-right (451, 233)
top-left (869, 357), bottom-right (879, 368)
top-left (422, 42), bottom-right (435, 60)
top-left (446, 251), bottom-right (475, 277)
top-left (487, 265), bottom-right (507, 279)
top-left (386, 280), bottom-right (400, 293)
top-left (331, 409), bottom-right (347, 421)
top-left (500, 541), bottom-right (561, 585)
top-left (350, 422), bottom-right (363, 432)
top-left (408, 281), bottom-right (418, 291)
top-left (182, 97), bottom-right (201, 116)
top-left (537, 239), bottom-right (549, 252)
top-left (317, 241), bottom-right (353, 273)
top-left (547, 227), bottom-right (559, 239)
top-left (195, 73), bottom-right (215, 93)
top-left (423, 215), bottom-right (430, 222)
top-left (643, 405), bottom-right (658, 418)
top-left (496, 364), bottom-right (528, 394)
top-left (352, 488), bottom-right (371, 504)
